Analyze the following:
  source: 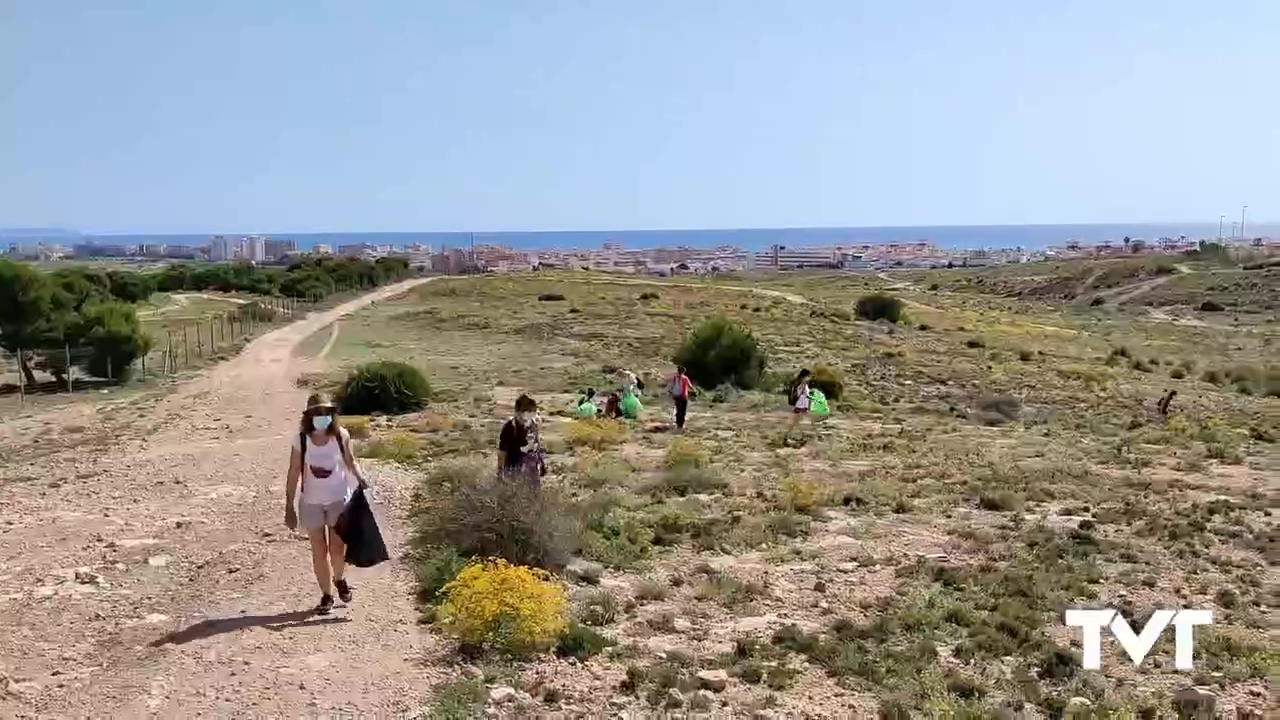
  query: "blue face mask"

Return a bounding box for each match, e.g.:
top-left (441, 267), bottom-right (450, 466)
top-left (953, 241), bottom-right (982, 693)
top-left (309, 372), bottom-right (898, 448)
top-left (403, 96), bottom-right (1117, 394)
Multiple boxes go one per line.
top-left (312, 414), bottom-right (333, 431)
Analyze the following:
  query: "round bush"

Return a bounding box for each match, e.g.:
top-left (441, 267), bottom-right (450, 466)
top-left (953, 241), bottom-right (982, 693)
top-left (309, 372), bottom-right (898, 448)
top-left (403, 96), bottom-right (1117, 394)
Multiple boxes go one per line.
top-left (337, 360), bottom-right (431, 415)
top-left (808, 365), bottom-right (845, 400)
top-left (673, 316), bottom-right (767, 390)
top-left (855, 293), bottom-right (905, 323)
top-left (437, 558), bottom-right (568, 655)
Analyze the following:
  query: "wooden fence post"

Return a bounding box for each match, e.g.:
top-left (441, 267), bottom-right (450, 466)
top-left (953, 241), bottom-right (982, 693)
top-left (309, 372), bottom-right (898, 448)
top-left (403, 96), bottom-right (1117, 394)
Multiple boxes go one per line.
top-left (17, 347), bottom-right (25, 406)
top-left (183, 327), bottom-right (190, 365)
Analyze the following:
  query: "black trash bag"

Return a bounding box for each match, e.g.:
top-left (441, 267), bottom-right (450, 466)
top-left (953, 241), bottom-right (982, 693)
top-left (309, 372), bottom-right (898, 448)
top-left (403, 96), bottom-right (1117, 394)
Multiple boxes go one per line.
top-left (334, 487), bottom-right (389, 568)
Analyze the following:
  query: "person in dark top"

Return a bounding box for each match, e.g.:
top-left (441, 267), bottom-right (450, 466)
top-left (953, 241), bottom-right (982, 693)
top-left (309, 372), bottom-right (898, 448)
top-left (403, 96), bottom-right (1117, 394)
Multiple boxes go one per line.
top-left (603, 392), bottom-right (622, 419)
top-left (498, 394), bottom-right (543, 483)
top-left (668, 365), bottom-right (693, 431)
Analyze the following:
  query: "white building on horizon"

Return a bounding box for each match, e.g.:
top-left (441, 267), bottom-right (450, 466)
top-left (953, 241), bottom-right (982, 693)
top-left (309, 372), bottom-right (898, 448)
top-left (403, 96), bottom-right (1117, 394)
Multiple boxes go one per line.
top-left (209, 235), bottom-right (238, 262)
top-left (246, 235), bottom-right (266, 263)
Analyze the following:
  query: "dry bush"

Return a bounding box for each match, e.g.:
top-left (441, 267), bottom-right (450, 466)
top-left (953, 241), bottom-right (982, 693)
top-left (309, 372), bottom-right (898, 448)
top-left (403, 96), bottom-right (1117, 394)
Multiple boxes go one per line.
top-left (808, 365), bottom-right (845, 400)
top-left (410, 458), bottom-right (578, 572)
top-left (358, 431), bottom-right (423, 463)
top-left (975, 395), bottom-right (1022, 426)
top-left (342, 415), bottom-right (372, 439)
top-left (566, 419), bottom-right (629, 449)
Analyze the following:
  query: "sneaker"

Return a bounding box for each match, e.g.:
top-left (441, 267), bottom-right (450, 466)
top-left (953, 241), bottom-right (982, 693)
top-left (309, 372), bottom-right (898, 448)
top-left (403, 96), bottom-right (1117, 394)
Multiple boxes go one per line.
top-left (335, 578), bottom-right (353, 604)
top-left (315, 593), bottom-right (334, 615)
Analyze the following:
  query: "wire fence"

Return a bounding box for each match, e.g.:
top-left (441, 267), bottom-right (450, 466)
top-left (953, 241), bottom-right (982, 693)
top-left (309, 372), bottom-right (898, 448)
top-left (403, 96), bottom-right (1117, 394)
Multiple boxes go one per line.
top-left (0, 280), bottom-right (398, 406)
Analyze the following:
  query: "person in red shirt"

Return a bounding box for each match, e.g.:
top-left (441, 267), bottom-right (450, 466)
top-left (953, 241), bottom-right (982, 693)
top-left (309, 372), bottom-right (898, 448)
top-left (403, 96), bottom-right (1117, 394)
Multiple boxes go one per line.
top-left (668, 365), bottom-right (694, 431)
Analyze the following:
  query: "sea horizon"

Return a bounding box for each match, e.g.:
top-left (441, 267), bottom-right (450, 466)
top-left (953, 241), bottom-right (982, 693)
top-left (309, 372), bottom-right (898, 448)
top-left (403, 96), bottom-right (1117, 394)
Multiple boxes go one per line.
top-left (7, 221), bottom-right (1275, 253)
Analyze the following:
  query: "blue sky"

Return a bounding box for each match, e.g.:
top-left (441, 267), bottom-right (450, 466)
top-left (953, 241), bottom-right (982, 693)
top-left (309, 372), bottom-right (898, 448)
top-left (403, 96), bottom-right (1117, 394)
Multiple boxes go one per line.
top-left (2, 1), bottom-right (1275, 233)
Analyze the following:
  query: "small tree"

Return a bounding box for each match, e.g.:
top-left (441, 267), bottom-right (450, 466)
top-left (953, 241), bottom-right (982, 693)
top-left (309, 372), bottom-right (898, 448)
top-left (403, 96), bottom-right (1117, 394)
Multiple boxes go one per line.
top-left (0, 259), bottom-right (66, 384)
top-left (74, 301), bottom-right (152, 382)
top-left (855, 293), bottom-right (905, 323)
top-left (673, 316), bottom-right (767, 390)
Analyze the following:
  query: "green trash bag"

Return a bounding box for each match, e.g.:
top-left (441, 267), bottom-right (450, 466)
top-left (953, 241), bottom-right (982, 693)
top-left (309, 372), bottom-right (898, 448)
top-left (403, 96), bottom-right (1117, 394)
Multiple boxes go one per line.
top-left (808, 388), bottom-right (830, 417)
top-left (619, 391), bottom-right (643, 419)
top-left (575, 401), bottom-right (598, 418)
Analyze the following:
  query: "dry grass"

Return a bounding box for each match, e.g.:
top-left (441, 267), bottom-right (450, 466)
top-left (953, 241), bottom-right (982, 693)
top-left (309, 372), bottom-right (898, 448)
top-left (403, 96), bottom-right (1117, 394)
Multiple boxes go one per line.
top-left (326, 269), bottom-right (1277, 717)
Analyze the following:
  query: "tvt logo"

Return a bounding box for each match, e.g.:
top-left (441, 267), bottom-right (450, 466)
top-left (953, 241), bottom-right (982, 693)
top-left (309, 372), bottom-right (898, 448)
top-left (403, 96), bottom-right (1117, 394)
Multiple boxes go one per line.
top-left (1064, 608), bottom-right (1213, 670)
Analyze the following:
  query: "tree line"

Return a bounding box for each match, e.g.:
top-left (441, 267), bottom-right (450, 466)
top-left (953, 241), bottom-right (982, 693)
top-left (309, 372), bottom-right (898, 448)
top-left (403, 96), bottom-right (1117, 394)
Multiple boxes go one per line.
top-left (0, 256), bottom-right (413, 386)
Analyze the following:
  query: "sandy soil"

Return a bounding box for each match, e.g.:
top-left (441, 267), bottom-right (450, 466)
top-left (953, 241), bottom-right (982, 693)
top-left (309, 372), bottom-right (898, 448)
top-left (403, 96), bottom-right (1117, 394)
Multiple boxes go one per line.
top-left (0, 277), bottom-right (447, 717)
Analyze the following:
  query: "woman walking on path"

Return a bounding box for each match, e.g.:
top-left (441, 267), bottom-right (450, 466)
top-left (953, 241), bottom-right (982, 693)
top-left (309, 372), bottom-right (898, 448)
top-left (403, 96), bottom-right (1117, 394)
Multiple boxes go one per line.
top-left (284, 392), bottom-right (370, 615)
top-left (498, 394), bottom-right (546, 486)
top-left (668, 365), bottom-right (693, 431)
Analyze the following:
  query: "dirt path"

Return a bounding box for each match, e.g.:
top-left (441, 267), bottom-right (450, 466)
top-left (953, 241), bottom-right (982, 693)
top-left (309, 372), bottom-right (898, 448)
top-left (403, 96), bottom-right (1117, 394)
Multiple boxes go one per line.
top-left (316, 321), bottom-right (342, 360)
top-left (0, 277), bottom-right (445, 717)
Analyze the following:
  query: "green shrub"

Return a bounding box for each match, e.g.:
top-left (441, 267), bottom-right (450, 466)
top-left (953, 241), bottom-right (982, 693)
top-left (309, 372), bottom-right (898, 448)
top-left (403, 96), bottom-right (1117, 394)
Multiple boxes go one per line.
top-left (337, 360), bottom-right (431, 415)
top-left (1199, 299), bottom-right (1226, 312)
top-left (410, 459), bottom-right (578, 572)
top-left (412, 545), bottom-right (470, 606)
top-left (426, 679), bottom-right (487, 720)
top-left (809, 365), bottom-right (845, 400)
top-left (638, 291), bottom-right (660, 301)
top-left (538, 292), bottom-right (567, 301)
top-left (855, 294), bottom-right (905, 323)
top-left (965, 337), bottom-right (987, 349)
top-left (556, 622), bottom-right (615, 660)
top-left (673, 316), bottom-right (767, 390)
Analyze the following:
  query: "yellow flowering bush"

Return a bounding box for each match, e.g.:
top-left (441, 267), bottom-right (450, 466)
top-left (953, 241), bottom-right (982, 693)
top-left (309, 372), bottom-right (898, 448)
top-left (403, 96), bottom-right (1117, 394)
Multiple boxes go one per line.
top-left (777, 476), bottom-right (827, 514)
top-left (437, 558), bottom-right (569, 654)
top-left (566, 419), bottom-right (629, 449)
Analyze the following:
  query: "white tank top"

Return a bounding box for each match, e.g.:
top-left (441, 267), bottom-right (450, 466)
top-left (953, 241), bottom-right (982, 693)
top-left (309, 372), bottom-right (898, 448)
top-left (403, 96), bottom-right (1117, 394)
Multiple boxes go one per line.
top-left (293, 429), bottom-right (351, 505)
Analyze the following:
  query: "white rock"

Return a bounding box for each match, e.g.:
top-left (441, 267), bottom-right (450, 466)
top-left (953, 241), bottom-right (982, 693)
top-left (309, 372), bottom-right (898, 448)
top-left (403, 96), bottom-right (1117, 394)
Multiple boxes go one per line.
top-left (696, 669), bottom-right (729, 692)
top-left (664, 687), bottom-right (684, 708)
top-left (1173, 686), bottom-right (1217, 713)
top-left (488, 685), bottom-right (517, 705)
top-left (147, 555), bottom-right (171, 567)
top-left (690, 689), bottom-right (716, 710)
